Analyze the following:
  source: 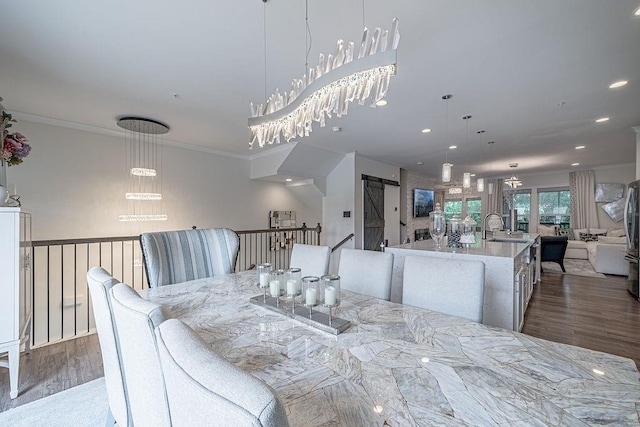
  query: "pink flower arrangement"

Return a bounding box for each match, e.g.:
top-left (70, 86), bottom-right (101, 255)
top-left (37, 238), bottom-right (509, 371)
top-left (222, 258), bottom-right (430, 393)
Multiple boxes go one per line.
top-left (1, 109), bottom-right (31, 166)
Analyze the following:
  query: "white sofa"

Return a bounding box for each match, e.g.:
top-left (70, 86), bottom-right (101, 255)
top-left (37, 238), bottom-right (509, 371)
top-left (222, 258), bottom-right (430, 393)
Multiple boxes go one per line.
top-left (538, 225), bottom-right (628, 275)
top-left (586, 241), bottom-right (628, 275)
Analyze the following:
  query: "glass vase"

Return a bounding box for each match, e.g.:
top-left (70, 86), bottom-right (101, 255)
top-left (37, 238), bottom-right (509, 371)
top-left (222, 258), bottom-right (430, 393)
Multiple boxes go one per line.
top-left (429, 203), bottom-right (445, 249)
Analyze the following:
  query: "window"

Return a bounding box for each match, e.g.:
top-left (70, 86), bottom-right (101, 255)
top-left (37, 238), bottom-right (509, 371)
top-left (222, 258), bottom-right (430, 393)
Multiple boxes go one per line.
top-left (444, 200), bottom-right (462, 221)
top-left (503, 191), bottom-right (531, 232)
top-left (466, 198), bottom-right (482, 226)
top-left (538, 189), bottom-right (571, 229)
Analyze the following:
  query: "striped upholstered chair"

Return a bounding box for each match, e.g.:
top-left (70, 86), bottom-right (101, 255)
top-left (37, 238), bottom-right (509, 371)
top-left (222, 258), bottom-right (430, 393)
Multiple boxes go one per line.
top-left (140, 228), bottom-right (240, 288)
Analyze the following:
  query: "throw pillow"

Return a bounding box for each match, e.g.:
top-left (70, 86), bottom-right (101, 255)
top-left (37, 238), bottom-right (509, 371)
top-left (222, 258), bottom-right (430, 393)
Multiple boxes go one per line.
top-left (573, 228), bottom-right (588, 241)
top-left (579, 232), bottom-right (605, 242)
top-left (557, 228), bottom-right (573, 238)
top-left (598, 236), bottom-right (626, 245)
top-left (537, 224), bottom-right (558, 236)
top-left (590, 228), bottom-right (608, 235)
top-left (607, 228), bottom-right (625, 237)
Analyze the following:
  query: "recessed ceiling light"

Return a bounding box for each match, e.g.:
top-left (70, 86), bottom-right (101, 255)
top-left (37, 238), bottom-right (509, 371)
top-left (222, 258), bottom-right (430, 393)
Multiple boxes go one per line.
top-left (470, 173), bottom-right (476, 177)
top-left (421, 128), bottom-right (432, 133)
top-left (592, 368), bottom-right (605, 376)
top-left (332, 126), bottom-right (342, 132)
top-left (595, 117), bottom-right (610, 123)
top-left (634, 6), bottom-right (640, 16)
top-left (575, 145), bottom-right (585, 150)
top-left (609, 80), bottom-right (628, 89)
top-left (417, 161), bottom-right (424, 165)
top-left (376, 99), bottom-right (388, 107)
top-left (285, 178), bottom-right (292, 182)
top-left (572, 163), bottom-right (580, 166)
top-left (449, 145), bottom-right (457, 150)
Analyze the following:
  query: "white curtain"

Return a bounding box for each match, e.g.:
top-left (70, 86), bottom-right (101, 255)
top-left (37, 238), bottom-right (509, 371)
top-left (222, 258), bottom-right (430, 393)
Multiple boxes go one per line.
top-left (487, 179), bottom-right (503, 215)
top-left (569, 170), bottom-right (599, 229)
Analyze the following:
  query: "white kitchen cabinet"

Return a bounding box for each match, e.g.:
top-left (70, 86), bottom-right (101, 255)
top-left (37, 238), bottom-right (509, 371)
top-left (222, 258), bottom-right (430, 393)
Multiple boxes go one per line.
top-left (0, 207), bottom-right (32, 399)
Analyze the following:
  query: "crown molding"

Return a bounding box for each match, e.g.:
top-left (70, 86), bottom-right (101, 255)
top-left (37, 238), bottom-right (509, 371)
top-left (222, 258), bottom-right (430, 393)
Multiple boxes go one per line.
top-left (11, 111), bottom-right (249, 160)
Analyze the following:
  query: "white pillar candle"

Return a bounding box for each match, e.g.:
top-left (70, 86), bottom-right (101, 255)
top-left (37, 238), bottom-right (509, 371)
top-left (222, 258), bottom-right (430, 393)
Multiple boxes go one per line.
top-left (325, 286), bottom-right (337, 306)
top-left (305, 288), bottom-right (317, 305)
top-left (286, 279), bottom-right (297, 295)
top-left (259, 273), bottom-right (269, 287)
top-left (270, 280), bottom-right (280, 297)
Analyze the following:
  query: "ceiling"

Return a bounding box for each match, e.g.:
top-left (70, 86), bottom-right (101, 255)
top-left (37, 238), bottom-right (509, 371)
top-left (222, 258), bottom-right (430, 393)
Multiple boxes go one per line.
top-left (1, 1), bottom-right (639, 182)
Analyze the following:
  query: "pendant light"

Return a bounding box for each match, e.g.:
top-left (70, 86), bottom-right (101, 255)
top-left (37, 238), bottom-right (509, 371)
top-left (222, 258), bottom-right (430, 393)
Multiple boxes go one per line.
top-left (441, 94), bottom-right (452, 183)
top-left (487, 141), bottom-right (495, 194)
top-left (462, 115), bottom-right (471, 188)
top-left (476, 129), bottom-right (485, 192)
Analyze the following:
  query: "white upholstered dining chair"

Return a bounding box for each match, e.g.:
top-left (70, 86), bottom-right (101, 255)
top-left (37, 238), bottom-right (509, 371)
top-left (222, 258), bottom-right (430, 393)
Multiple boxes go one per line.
top-left (402, 256), bottom-right (485, 323)
top-left (109, 283), bottom-right (171, 425)
top-left (140, 227), bottom-right (239, 288)
top-left (337, 248), bottom-right (394, 301)
top-left (289, 243), bottom-right (331, 277)
top-left (155, 318), bottom-right (290, 427)
top-left (86, 267), bottom-right (131, 427)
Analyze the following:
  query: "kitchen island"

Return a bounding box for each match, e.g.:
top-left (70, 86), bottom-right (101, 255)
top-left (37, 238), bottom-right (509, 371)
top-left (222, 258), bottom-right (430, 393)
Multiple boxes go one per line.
top-left (387, 233), bottom-right (540, 331)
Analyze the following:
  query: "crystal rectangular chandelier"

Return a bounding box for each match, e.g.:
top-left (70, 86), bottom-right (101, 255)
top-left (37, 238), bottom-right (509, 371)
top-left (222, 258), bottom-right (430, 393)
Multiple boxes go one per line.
top-left (117, 117), bottom-right (169, 222)
top-left (248, 18), bottom-right (400, 148)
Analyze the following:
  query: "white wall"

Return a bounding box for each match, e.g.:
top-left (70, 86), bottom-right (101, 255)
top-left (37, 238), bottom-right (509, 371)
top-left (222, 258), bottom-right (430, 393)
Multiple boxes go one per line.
top-left (323, 154), bottom-right (356, 272)
top-left (7, 120), bottom-right (321, 240)
top-left (384, 185), bottom-right (400, 247)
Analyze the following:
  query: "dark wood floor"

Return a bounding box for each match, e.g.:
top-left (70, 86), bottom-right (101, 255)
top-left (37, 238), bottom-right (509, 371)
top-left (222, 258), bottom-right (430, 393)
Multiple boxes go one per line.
top-left (523, 271), bottom-right (640, 369)
top-left (1, 271), bottom-right (639, 412)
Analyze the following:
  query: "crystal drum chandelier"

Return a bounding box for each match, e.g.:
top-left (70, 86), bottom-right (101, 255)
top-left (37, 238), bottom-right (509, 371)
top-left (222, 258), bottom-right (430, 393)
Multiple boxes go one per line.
top-left (248, 18), bottom-right (400, 148)
top-left (117, 117), bottom-right (169, 222)
top-left (504, 162), bottom-right (523, 189)
top-left (504, 176), bottom-right (523, 189)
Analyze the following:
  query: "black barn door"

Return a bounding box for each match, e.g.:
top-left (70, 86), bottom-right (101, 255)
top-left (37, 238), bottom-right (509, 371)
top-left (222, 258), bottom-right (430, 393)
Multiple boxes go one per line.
top-left (363, 179), bottom-right (385, 251)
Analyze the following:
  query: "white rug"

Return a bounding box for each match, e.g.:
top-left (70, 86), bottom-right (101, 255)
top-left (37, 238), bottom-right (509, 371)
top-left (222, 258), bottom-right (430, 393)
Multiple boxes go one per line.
top-left (0, 377), bottom-right (108, 427)
top-left (541, 259), bottom-right (606, 278)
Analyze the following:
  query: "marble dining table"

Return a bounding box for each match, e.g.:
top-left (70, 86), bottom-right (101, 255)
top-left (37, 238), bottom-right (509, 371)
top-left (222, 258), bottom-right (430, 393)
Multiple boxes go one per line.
top-left (141, 270), bottom-right (640, 426)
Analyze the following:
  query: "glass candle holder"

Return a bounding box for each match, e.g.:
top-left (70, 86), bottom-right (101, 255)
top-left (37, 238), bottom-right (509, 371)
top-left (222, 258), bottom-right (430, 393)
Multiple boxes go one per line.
top-left (320, 275), bottom-right (341, 307)
top-left (285, 268), bottom-right (302, 313)
top-left (257, 263), bottom-right (272, 302)
top-left (269, 269), bottom-right (285, 306)
top-left (321, 275), bottom-right (341, 326)
top-left (285, 268), bottom-right (302, 297)
top-left (301, 276), bottom-right (320, 318)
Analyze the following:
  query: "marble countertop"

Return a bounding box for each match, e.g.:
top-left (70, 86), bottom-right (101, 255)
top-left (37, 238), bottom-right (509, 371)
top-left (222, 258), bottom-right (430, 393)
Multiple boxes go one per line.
top-left (143, 271), bottom-right (640, 426)
top-left (390, 233), bottom-right (538, 259)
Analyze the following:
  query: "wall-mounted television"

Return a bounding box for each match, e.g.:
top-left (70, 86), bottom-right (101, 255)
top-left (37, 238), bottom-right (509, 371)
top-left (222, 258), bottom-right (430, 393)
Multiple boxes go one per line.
top-left (413, 188), bottom-right (434, 218)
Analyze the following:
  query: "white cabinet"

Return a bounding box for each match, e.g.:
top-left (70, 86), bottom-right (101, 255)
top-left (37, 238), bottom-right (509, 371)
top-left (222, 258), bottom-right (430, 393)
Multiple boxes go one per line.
top-left (0, 207), bottom-right (32, 399)
top-left (513, 239), bottom-right (538, 331)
